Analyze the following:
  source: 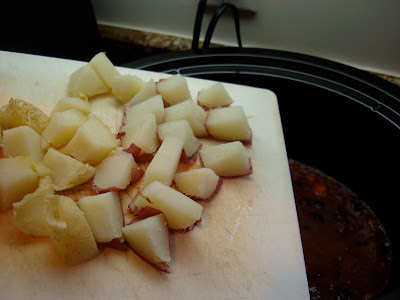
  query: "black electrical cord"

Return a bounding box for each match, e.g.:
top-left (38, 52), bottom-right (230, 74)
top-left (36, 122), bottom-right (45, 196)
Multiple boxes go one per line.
top-left (191, 0), bottom-right (208, 51)
top-left (203, 2), bottom-right (242, 49)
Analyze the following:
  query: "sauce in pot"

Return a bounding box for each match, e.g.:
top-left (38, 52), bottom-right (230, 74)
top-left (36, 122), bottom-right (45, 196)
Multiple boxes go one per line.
top-left (289, 160), bottom-right (392, 300)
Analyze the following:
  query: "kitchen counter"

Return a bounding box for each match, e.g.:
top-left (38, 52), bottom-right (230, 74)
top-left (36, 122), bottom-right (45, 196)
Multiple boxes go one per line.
top-left (98, 24), bottom-right (400, 87)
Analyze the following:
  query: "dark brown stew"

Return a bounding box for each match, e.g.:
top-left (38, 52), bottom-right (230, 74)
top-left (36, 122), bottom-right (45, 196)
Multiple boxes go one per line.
top-left (289, 160), bottom-right (392, 300)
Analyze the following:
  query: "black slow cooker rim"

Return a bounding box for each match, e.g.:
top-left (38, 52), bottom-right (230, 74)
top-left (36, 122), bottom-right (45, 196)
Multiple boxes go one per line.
top-left (123, 47), bottom-right (400, 130)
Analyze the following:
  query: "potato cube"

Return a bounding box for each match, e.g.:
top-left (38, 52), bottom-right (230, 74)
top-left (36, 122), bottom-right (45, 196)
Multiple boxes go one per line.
top-left (125, 79), bottom-right (158, 107)
top-left (3, 125), bottom-right (45, 160)
top-left (51, 97), bottom-right (91, 116)
top-left (121, 113), bottom-right (159, 155)
top-left (124, 95), bottom-right (164, 125)
top-left (89, 52), bottom-right (120, 88)
top-left (197, 82), bottom-right (233, 109)
top-left (205, 106), bottom-right (251, 142)
top-left (93, 148), bottom-right (137, 191)
top-left (163, 99), bottom-right (208, 137)
top-left (78, 192), bottom-right (124, 243)
top-left (111, 74), bottom-right (145, 103)
top-left (157, 120), bottom-right (200, 158)
top-left (64, 114), bottom-right (119, 165)
top-left (13, 176), bottom-right (54, 237)
top-left (141, 137), bottom-right (184, 188)
top-left (42, 109), bottom-right (87, 150)
top-left (68, 64), bottom-right (109, 98)
top-left (156, 74), bottom-right (191, 106)
top-left (0, 157), bottom-right (39, 212)
top-left (199, 141), bottom-right (252, 177)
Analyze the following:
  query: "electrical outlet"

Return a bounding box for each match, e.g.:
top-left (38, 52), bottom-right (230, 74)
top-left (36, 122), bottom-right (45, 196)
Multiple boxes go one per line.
top-left (206, 0), bottom-right (257, 13)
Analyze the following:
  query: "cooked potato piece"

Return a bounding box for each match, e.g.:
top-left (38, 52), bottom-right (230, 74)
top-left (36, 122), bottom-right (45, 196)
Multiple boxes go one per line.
top-left (13, 176), bottom-right (55, 237)
top-left (51, 97), bottom-right (91, 116)
top-left (0, 98), bottom-right (49, 135)
top-left (46, 195), bottom-right (99, 265)
top-left (68, 64), bottom-right (109, 98)
top-left (42, 148), bottom-right (96, 191)
top-left (41, 109), bottom-right (87, 150)
top-left (64, 114), bottom-right (119, 165)
top-left (111, 74), bottom-right (145, 103)
top-left (0, 157), bottom-right (40, 212)
top-left (2, 125), bottom-right (45, 160)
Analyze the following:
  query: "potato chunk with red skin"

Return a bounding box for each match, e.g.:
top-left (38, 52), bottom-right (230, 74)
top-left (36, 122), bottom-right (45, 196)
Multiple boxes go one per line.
top-left (197, 82), bottom-right (233, 109)
top-left (122, 213), bottom-right (171, 272)
top-left (174, 168), bottom-right (222, 200)
top-left (156, 74), bottom-right (191, 106)
top-left (200, 141), bottom-right (252, 177)
top-left (205, 106), bottom-right (252, 143)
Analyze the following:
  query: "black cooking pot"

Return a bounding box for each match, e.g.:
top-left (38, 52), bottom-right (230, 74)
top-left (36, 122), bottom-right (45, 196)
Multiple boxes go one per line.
top-left (123, 47), bottom-right (400, 299)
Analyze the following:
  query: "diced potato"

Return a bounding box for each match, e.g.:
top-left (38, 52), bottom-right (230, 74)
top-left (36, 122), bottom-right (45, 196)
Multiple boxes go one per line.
top-left (93, 148), bottom-right (137, 191)
top-left (157, 120), bottom-right (200, 158)
top-left (42, 148), bottom-right (96, 191)
top-left (174, 168), bottom-right (221, 200)
top-left (46, 195), bottom-right (99, 265)
top-left (163, 99), bottom-right (208, 137)
top-left (51, 97), bottom-right (91, 116)
top-left (156, 74), bottom-right (191, 106)
top-left (199, 141), bottom-right (252, 177)
top-left (121, 113), bottom-right (159, 155)
top-left (125, 79), bottom-right (158, 107)
top-left (0, 98), bottom-right (49, 135)
top-left (42, 109), bottom-right (87, 150)
top-left (13, 176), bottom-right (54, 237)
top-left (0, 157), bottom-right (40, 212)
top-left (122, 213), bottom-right (170, 272)
top-left (124, 95), bottom-right (164, 125)
top-left (131, 181), bottom-right (203, 231)
top-left (78, 192), bottom-right (124, 243)
top-left (64, 114), bottom-right (119, 165)
top-left (88, 52), bottom-right (120, 88)
top-left (68, 64), bottom-right (109, 98)
top-left (197, 82), bottom-right (233, 109)
top-left (142, 137), bottom-right (184, 188)
top-left (111, 74), bottom-right (145, 103)
top-left (2, 125), bottom-right (45, 160)
top-left (205, 106), bottom-right (251, 142)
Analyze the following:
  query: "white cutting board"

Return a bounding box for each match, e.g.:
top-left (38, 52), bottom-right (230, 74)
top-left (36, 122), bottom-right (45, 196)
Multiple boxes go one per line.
top-left (0, 51), bottom-right (309, 300)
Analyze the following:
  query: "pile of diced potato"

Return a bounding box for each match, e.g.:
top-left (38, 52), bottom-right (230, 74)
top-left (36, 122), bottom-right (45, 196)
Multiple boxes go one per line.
top-left (0, 53), bottom-right (252, 271)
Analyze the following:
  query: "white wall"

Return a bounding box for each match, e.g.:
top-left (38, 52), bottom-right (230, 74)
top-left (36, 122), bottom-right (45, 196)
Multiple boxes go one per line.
top-left (91, 0), bottom-right (400, 77)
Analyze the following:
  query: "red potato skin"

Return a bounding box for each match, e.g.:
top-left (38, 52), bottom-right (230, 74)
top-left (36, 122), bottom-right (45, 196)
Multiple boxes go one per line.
top-left (180, 145), bottom-right (201, 164)
top-left (199, 156), bottom-right (253, 178)
top-left (123, 143), bottom-right (155, 163)
top-left (99, 238), bottom-right (129, 252)
top-left (175, 218), bottom-right (202, 233)
top-left (174, 177), bottom-right (223, 201)
top-left (131, 167), bottom-right (144, 183)
top-left (116, 106), bottom-right (129, 139)
top-left (92, 181), bottom-right (124, 194)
